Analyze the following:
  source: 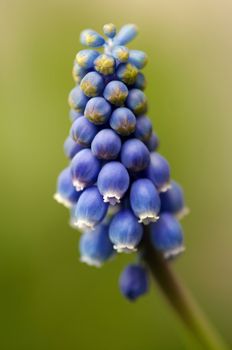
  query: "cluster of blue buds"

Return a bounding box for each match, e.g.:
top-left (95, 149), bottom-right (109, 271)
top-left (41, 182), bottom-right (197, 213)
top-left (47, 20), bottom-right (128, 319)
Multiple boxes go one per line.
top-left (55, 24), bottom-right (189, 301)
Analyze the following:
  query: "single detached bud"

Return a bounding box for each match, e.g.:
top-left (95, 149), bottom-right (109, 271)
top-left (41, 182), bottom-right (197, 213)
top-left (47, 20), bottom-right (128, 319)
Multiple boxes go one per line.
top-left (79, 224), bottom-right (114, 267)
top-left (70, 116), bottom-right (98, 146)
top-left (74, 186), bottom-right (108, 229)
top-left (68, 86), bottom-right (89, 112)
top-left (72, 63), bottom-right (88, 84)
top-left (110, 107), bottom-right (136, 136)
top-left (94, 54), bottom-right (116, 76)
top-left (54, 167), bottom-right (80, 208)
top-left (70, 149), bottom-right (101, 191)
top-left (76, 49), bottom-right (99, 69)
top-left (97, 161), bottom-right (130, 205)
top-left (64, 136), bottom-right (85, 159)
top-left (69, 109), bottom-right (82, 123)
top-left (119, 264), bottom-right (149, 301)
top-left (160, 180), bottom-right (188, 219)
top-left (145, 132), bottom-right (159, 152)
top-left (134, 72), bottom-right (146, 90)
top-left (112, 46), bottom-right (129, 63)
top-left (130, 178), bottom-right (160, 224)
top-left (116, 63), bottom-right (138, 85)
top-left (80, 72), bottom-right (104, 97)
top-left (109, 209), bottom-right (143, 252)
top-left (121, 139), bottom-right (150, 172)
top-left (80, 29), bottom-right (105, 47)
top-left (128, 50), bottom-right (148, 69)
top-left (146, 152), bottom-right (171, 192)
top-left (150, 213), bottom-right (185, 259)
top-left (103, 23), bottom-right (116, 38)
top-left (134, 115), bottom-right (152, 141)
top-left (91, 129), bottom-right (121, 160)
top-left (103, 80), bottom-right (128, 106)
top-left (113, 24), bottom-right (138, 46)
top-left (126, 88), bottom-right (148, 116)
top-left (84, 97), bottom-right (111, 125)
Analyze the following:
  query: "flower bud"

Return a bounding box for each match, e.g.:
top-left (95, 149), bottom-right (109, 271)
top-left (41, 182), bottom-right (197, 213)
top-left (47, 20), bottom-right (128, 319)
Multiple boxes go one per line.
top-left (145, 152), bottom-right (171, 192)
top-left (80, 29), bottom-right (105, 47)
top-left (91, 129), bottom-right (121, 160)
top-left (70, 116), bottom-right (98, 146)
top-left (74, 186), bottom-right (108, 229)
top-left (113, 24), bottom-right (138, 45)
top-left (126, 88), bottom-right (147, 116)
top-left (72, 63), bottom-right (88, 84)
top-left (94, 54), bottom-right (116, 76)
top-left (76, 49), bottom-right (99, 69)
top-left (80, 72), bottom-right (104, 97)
top-left (68, 86), bottom-right (89, 112)
top-left (129, 50), bottom-right (148, 69)
top-left (160, 180), bottom-right (188, 219)
top-left (103, 80), bottom-right (128, 106)
top-left (112, 46), bottom-right (129, 63)
top-left (69, 109), bottom-right (82, 123)
top-left (97, 162), bottom-right (129, 205)
top-left (109, 209), bottom-right (143, 252)
top-left (134, 115), bottom-right (152, 141)
top-left (79, 224), bottom-right (114, 267)
top-left (130, 179), bottom-right (160, 224)
top-left (121, 139), bottom-right (150, 172)
top-left (116, 63), bottom-right (138, 85)
top-left (84, 97), bottom-right (111, 125)
top-left (70, 149), bottom-right (101, 191)
top-left (110, 107), bottom-right (136, 136)
top-left (54, 167), bottom-right (80, 208)
top-left (119, 264), bottom-right (149, 301)
top-left (103, 23), bottom-right (116, 38)
top-left (150, 213), bottom-right (185, 259)
top-left (64, 136), bottom-right (85, 159)
top-left (134, 72), bottom-right (146, 90)
top-left (145, 132), bottom-right (159, 152)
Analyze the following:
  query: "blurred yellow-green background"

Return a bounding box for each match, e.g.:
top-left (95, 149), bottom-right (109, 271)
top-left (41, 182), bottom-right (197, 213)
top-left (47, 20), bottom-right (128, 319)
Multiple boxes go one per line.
top-left (0, 0), bottom-right (231, 349)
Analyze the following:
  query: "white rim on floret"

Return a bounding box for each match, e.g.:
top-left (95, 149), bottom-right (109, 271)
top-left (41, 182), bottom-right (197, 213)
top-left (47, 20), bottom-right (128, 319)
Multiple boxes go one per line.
top-left (113, 243), bottom-right (137, 253)
top-left (103, 191), bottom-right (121, 206)
top-left (80, 255), bottom-right (102, 267)
top-left (164, 245), bottom-right (186, 260)
top-left (158, 182), bottom-right (172, 193)
top-left (176, 207), bottom-right (190, 220)
top-left (138, 212), bottom-right (159, 225)
top-left (72, 179), bottom-right (86, 191)
top-left (53, 193), bottom-right (72, 209)
top-left (72, 219), bottom-right (95, 230)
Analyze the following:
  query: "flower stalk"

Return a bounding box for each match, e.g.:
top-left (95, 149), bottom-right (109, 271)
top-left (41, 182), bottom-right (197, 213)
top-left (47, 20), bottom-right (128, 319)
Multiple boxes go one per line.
top-left (143, 228), bottom-right (229, 350)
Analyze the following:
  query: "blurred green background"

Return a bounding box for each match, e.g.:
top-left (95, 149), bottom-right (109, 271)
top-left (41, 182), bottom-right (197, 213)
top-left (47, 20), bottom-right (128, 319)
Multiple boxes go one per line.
top-left (0, 0), bottom-right (231, 349)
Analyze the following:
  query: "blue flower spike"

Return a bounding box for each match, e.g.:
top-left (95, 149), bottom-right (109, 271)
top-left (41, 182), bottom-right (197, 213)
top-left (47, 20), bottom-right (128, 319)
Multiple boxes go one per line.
top-left (130, 179), bottom-right (161, 224)
top-left (150, 213), bottom-right (185, 259)
top-left (79, 224), bottom-right (114, 267)
top-left (97, 162), bottom-right (130, 205)
top-left (119, 264), bottom-right (149, 301)
top-left (55, 24), bottom-right (188, 301)
top-left (80, 29), bottom-right (105, 48)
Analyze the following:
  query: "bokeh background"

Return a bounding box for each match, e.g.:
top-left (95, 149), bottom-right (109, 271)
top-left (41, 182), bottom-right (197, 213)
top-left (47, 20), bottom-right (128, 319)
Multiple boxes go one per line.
top-left (0, 0), bottom-right (232, 349)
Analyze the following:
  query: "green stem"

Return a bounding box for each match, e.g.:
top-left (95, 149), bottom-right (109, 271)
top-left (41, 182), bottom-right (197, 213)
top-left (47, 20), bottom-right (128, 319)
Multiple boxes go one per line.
top-left (142, 230), bottom-right (229, 350)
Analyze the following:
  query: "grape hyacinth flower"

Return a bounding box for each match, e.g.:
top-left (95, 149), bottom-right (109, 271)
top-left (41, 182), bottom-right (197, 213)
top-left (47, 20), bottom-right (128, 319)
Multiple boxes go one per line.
top-left (54, 23), bottom-right (189, 302)
top-left (53, 24), bottom-right (231, 350)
